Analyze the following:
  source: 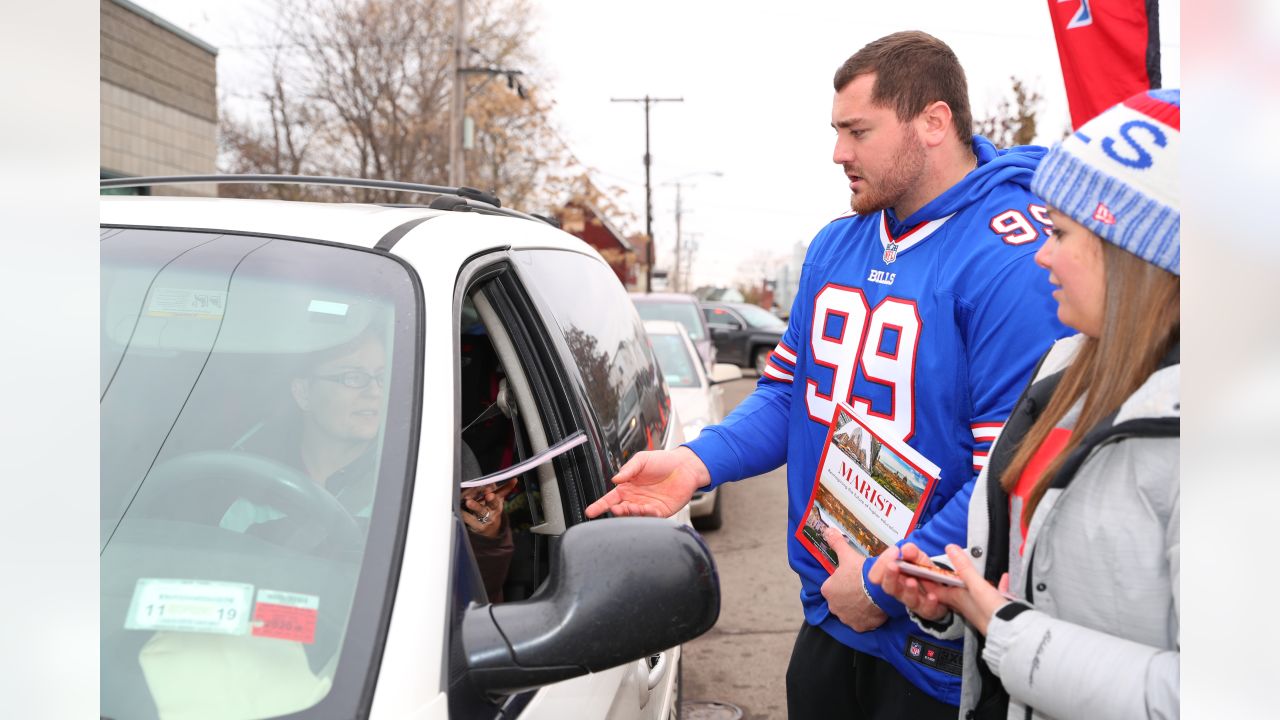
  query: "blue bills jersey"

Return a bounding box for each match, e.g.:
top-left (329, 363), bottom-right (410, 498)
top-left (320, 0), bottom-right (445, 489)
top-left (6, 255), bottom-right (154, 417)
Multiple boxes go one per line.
top-left (685, 137), bottom-right (1071, 703)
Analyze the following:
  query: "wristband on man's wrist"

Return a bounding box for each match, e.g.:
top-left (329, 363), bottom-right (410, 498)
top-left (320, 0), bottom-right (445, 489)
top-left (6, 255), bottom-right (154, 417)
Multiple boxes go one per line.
top-left (860, 573), bottom-right (883, 611)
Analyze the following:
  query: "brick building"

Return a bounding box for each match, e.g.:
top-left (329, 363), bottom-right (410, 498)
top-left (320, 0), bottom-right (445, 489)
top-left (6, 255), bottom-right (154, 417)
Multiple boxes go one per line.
top-left (557, 201), bottom-right (648, 291)
top-left (100, 0), bottom-right (218, 195)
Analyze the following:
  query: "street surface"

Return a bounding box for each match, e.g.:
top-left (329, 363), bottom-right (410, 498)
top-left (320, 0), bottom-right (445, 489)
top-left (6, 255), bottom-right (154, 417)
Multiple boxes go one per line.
top-left (683, 374), bottom-right (804, 720)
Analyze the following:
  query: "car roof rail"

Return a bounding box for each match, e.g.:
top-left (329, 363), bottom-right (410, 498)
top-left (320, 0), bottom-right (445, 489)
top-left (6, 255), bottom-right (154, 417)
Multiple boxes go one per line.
top-left (98, 174), bottom-right (556, 226)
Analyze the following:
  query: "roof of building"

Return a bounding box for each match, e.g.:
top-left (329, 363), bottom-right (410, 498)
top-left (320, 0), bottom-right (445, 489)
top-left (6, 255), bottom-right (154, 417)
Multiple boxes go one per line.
top-left (111, 0), bottom-right (219, 56)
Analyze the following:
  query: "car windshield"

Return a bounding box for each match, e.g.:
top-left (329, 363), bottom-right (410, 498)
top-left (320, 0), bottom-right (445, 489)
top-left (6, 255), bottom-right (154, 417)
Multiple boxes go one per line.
top-left (735, 304), bottom-right (785, 329)
top-left (633, 300), bottom-right (706, 341)
top-left (647, 333), bottom-right (700, 388)
top-left (100, 228), bottom-right (418, 720)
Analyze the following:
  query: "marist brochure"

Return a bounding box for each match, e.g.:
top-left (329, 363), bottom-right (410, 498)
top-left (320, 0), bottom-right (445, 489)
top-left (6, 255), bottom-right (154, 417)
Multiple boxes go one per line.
top-left (797, 402), bottom-right (941, 573)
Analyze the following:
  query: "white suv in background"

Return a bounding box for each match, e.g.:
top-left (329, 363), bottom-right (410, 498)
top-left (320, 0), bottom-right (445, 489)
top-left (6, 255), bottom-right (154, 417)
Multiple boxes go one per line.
top-left (99, 176), bottom-right (719, 720)
top-left (642, 320), bottom-right (741, 530)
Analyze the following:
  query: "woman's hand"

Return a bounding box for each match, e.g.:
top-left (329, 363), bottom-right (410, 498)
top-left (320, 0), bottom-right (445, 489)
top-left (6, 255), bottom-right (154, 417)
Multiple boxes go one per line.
top-left (933, 544), bottom-right (1012, 636)
top-left (869, 543), bottom-right (1016, 636)
top-left (867, 542), bottom-right (951, 622)
top-left (462, 481), bottom-right (513, 539)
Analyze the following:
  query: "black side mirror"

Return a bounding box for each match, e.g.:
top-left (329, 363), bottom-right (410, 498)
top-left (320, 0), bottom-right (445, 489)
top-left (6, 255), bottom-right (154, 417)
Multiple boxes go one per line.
top-left (462, 517), bottom-right (719, 695)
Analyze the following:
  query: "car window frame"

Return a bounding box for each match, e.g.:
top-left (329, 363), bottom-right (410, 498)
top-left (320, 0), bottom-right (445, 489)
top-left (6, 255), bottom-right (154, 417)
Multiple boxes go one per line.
top-left (445, 253), bottom-right (608, 718)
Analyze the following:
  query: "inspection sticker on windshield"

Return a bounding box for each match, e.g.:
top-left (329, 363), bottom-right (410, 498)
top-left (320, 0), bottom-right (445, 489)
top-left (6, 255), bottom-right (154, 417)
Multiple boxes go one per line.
top-left (251, 589), bottom-right (320, 644)
top-left (124, 578), bottom-right (253, 636)
top-left (146, 287), bottom-right (227, 319)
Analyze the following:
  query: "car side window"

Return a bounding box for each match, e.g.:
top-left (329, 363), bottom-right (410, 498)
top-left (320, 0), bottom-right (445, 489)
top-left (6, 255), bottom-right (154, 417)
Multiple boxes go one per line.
top-left (512, 250), bottom-right (669, 471)
top-left (705, 307), bottom-right (743, 331)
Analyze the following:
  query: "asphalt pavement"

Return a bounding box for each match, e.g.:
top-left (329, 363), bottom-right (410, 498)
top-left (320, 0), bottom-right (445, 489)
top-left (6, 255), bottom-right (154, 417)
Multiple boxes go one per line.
top-left (682, 373), bottom-right (804, 720)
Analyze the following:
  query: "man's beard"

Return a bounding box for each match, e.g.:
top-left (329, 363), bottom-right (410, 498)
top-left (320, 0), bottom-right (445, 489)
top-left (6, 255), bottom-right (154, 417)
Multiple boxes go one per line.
top-left (848, 127), bottom-right (926, 215)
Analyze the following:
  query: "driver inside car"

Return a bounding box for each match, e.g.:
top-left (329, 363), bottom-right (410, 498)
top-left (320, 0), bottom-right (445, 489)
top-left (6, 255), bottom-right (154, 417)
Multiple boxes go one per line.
top-left (219, 327), bottom-right (517, 603)
top-left (220, 328), bottom-right (387, 541)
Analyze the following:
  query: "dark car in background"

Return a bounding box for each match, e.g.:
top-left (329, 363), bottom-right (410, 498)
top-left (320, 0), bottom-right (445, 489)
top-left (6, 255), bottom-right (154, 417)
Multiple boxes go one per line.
top-left (630, 292), bottom-right (717, 370)
top-left (700, 301), bottom-right (787, 375)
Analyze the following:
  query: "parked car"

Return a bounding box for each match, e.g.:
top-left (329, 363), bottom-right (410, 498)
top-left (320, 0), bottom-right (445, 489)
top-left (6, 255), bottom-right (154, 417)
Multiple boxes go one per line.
top-left (700, 301), bottom-right (787, 375)
top-left (630, 292), bottom-right (717, 371)
top-left (642, 320), bottom-right (742, 530)
top-left (99, 176), bottom-right (719, 720)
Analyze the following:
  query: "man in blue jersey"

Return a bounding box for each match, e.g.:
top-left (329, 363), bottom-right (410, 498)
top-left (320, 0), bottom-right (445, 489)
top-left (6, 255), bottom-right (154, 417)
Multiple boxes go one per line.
top-left (586, 31), bottom-right (1068, 718)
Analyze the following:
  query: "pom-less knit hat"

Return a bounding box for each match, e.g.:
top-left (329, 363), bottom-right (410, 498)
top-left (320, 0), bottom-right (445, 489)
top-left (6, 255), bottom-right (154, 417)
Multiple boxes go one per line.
top-left (1032, 88), bottom-right (1180, 276)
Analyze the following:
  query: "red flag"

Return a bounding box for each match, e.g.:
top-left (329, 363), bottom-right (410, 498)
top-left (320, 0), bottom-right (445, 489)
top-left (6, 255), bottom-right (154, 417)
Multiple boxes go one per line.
top-left (1049, 0), bottom-right (1162, 129)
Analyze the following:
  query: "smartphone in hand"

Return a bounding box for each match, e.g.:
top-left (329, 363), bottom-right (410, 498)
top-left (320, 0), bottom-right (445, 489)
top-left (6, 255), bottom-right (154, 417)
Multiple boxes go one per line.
top-left (896, 559), bottom-right (1019, 601)
top-left (895, 560), bottom-right (965, 588)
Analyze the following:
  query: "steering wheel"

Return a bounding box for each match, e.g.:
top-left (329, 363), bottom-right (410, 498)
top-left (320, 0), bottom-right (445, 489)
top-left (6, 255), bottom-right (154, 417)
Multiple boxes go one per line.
top-left (131, 450), bottom-right (364, 553)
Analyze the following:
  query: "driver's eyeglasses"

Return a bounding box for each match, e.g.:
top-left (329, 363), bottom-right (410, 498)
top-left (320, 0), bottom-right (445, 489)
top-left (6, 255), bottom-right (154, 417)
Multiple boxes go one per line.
top-left (314, 370), bottom-right (386, 389)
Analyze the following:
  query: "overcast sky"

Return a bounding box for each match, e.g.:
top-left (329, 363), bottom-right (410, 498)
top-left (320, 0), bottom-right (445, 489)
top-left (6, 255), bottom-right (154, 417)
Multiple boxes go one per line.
top-left (131, 0), bottom-right (1180, 289)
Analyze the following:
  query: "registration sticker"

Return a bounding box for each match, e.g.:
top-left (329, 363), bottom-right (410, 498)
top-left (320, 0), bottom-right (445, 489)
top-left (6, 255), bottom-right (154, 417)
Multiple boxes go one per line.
top-left (251, 589), bottom-right (320, 644)
top-left (146, 288), bottom-right (227, 319)
top-left (124, 578), bottom-right (253, 636)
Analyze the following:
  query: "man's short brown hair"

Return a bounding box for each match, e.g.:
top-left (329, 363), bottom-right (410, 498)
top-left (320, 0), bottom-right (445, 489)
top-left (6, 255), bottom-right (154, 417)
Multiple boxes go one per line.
top-left (833, 31), bottom-right (973, 146)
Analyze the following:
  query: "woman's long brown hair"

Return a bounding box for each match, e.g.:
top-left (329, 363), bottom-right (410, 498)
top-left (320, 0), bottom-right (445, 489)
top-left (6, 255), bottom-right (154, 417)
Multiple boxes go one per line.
top-left (1000, 239), bottom-right (1180, 524)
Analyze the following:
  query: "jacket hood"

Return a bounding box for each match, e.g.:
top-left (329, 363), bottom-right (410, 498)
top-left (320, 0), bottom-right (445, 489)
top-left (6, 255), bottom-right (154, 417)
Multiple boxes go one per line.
top-left (899, 137), bottom-right (1047, 226)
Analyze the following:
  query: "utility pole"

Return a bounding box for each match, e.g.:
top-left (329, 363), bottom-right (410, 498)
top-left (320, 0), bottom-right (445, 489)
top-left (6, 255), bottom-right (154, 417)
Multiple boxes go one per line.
top-left (674, 182), bottom-right (684, 292)
top-left (448, 0), bottom-right (466, 187)
top-left (449, 0), bottom-right (526, 190)
top-left (682, 231), bottom-right (702, 295)
top-left (610, 95), bottom-right (682, 292)
top-left (664, 171), bottom-right (720, 293)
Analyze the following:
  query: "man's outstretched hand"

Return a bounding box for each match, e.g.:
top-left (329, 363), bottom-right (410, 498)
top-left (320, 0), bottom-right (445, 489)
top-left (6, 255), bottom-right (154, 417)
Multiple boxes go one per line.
top-left (584, 446), bottom-right (711, 519)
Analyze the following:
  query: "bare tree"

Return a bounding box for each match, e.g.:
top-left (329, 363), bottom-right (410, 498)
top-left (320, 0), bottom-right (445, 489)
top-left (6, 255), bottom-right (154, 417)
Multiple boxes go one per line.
top-left (220, 0), bottom-right (565, 207)
top-left (974, 76), bottom-right (1044, 149)
top-left (733, 250), bottom-right (787, 305)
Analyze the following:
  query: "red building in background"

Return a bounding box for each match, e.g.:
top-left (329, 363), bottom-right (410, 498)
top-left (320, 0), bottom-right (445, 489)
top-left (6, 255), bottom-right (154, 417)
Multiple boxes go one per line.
top-left (556, 201), bottom-right (648, 291)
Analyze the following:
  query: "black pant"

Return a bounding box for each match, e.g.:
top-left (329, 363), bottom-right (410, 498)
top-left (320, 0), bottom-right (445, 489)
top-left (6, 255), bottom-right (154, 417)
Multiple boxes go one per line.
top-left (785, 621), bottom-right (956, 720)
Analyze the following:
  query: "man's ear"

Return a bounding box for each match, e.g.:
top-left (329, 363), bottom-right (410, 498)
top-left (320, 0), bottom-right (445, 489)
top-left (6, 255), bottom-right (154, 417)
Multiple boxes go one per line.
top-left (290, 378), bottom-right (311, 411)
top-left (917, 100), bottom-right (954, 148)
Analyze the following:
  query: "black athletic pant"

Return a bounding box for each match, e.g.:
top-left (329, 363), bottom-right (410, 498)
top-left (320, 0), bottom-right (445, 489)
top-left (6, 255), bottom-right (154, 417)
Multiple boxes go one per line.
top-left (785, 621), bottom-right (957, 720)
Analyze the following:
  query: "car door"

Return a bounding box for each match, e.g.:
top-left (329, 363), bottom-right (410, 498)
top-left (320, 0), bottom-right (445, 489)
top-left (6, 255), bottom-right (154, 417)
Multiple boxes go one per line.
top-left (509, 248), bottom-right (682, 720)
top-left (702, 305), bottom-right (747, 366)
top-left (446, 249), bottom-right (681, 720)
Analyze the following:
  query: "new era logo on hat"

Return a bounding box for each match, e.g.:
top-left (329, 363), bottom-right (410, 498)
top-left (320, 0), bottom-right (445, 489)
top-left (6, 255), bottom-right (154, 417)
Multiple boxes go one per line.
top-left (1031, 89), bottom-right (1180, 276)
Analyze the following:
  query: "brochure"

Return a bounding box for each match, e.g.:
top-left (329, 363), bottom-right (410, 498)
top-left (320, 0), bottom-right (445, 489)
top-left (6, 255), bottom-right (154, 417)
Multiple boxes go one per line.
top-left (796, 402), bottom-right (941, 573)
top-left (459, 431), bottom-right (587, 488)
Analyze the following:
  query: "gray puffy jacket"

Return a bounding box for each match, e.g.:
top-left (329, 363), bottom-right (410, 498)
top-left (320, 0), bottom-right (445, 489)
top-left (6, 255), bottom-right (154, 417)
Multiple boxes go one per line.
top-left (913, 334), bottom-right (1179, 720)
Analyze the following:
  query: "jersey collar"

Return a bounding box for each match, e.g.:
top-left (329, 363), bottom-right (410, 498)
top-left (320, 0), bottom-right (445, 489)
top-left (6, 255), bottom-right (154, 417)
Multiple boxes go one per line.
top-left (879, 211), bottom-right (955, 256)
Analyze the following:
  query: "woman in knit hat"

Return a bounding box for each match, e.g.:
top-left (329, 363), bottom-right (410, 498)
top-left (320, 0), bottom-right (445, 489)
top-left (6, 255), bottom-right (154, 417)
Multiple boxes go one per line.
top-left (869, 89), bottom-right (1180, 720)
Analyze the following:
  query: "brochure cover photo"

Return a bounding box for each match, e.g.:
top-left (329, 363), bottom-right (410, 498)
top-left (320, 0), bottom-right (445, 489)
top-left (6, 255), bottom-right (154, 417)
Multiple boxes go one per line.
top-left (797, 402), bottom-right (940, 572)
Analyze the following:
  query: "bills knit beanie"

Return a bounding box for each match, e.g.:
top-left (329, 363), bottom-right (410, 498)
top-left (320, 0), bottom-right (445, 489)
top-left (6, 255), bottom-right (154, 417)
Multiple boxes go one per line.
top-left (1032, 88), bottom-right (1180, 276)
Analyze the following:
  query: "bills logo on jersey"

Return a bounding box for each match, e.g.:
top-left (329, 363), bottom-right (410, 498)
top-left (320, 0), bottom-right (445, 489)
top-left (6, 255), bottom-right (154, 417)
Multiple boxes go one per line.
top-left (1092, 202), bottom-right (1117, 225)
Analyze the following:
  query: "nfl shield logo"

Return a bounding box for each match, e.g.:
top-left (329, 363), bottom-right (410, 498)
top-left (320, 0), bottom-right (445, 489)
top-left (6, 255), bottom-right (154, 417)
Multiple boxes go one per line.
top-left (883, 242), bottom-right (898, 264)
top-left (909, 641), bottom-right (921, 657)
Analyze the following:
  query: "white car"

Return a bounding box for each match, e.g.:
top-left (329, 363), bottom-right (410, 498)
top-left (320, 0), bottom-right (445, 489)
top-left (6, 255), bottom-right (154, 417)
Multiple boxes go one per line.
top-left (642, 320), bottom-right (742, 530)
top-left (99, 176), bottom-right (719, 720)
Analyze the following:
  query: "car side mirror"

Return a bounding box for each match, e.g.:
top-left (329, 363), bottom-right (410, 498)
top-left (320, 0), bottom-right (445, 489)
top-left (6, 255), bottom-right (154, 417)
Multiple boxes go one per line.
top-left (710, 363), bottom-right (743, 384)
top-left (462, 517), bottom-right (720, 695)
top-left (707, 322), bottom-right (736, 334)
